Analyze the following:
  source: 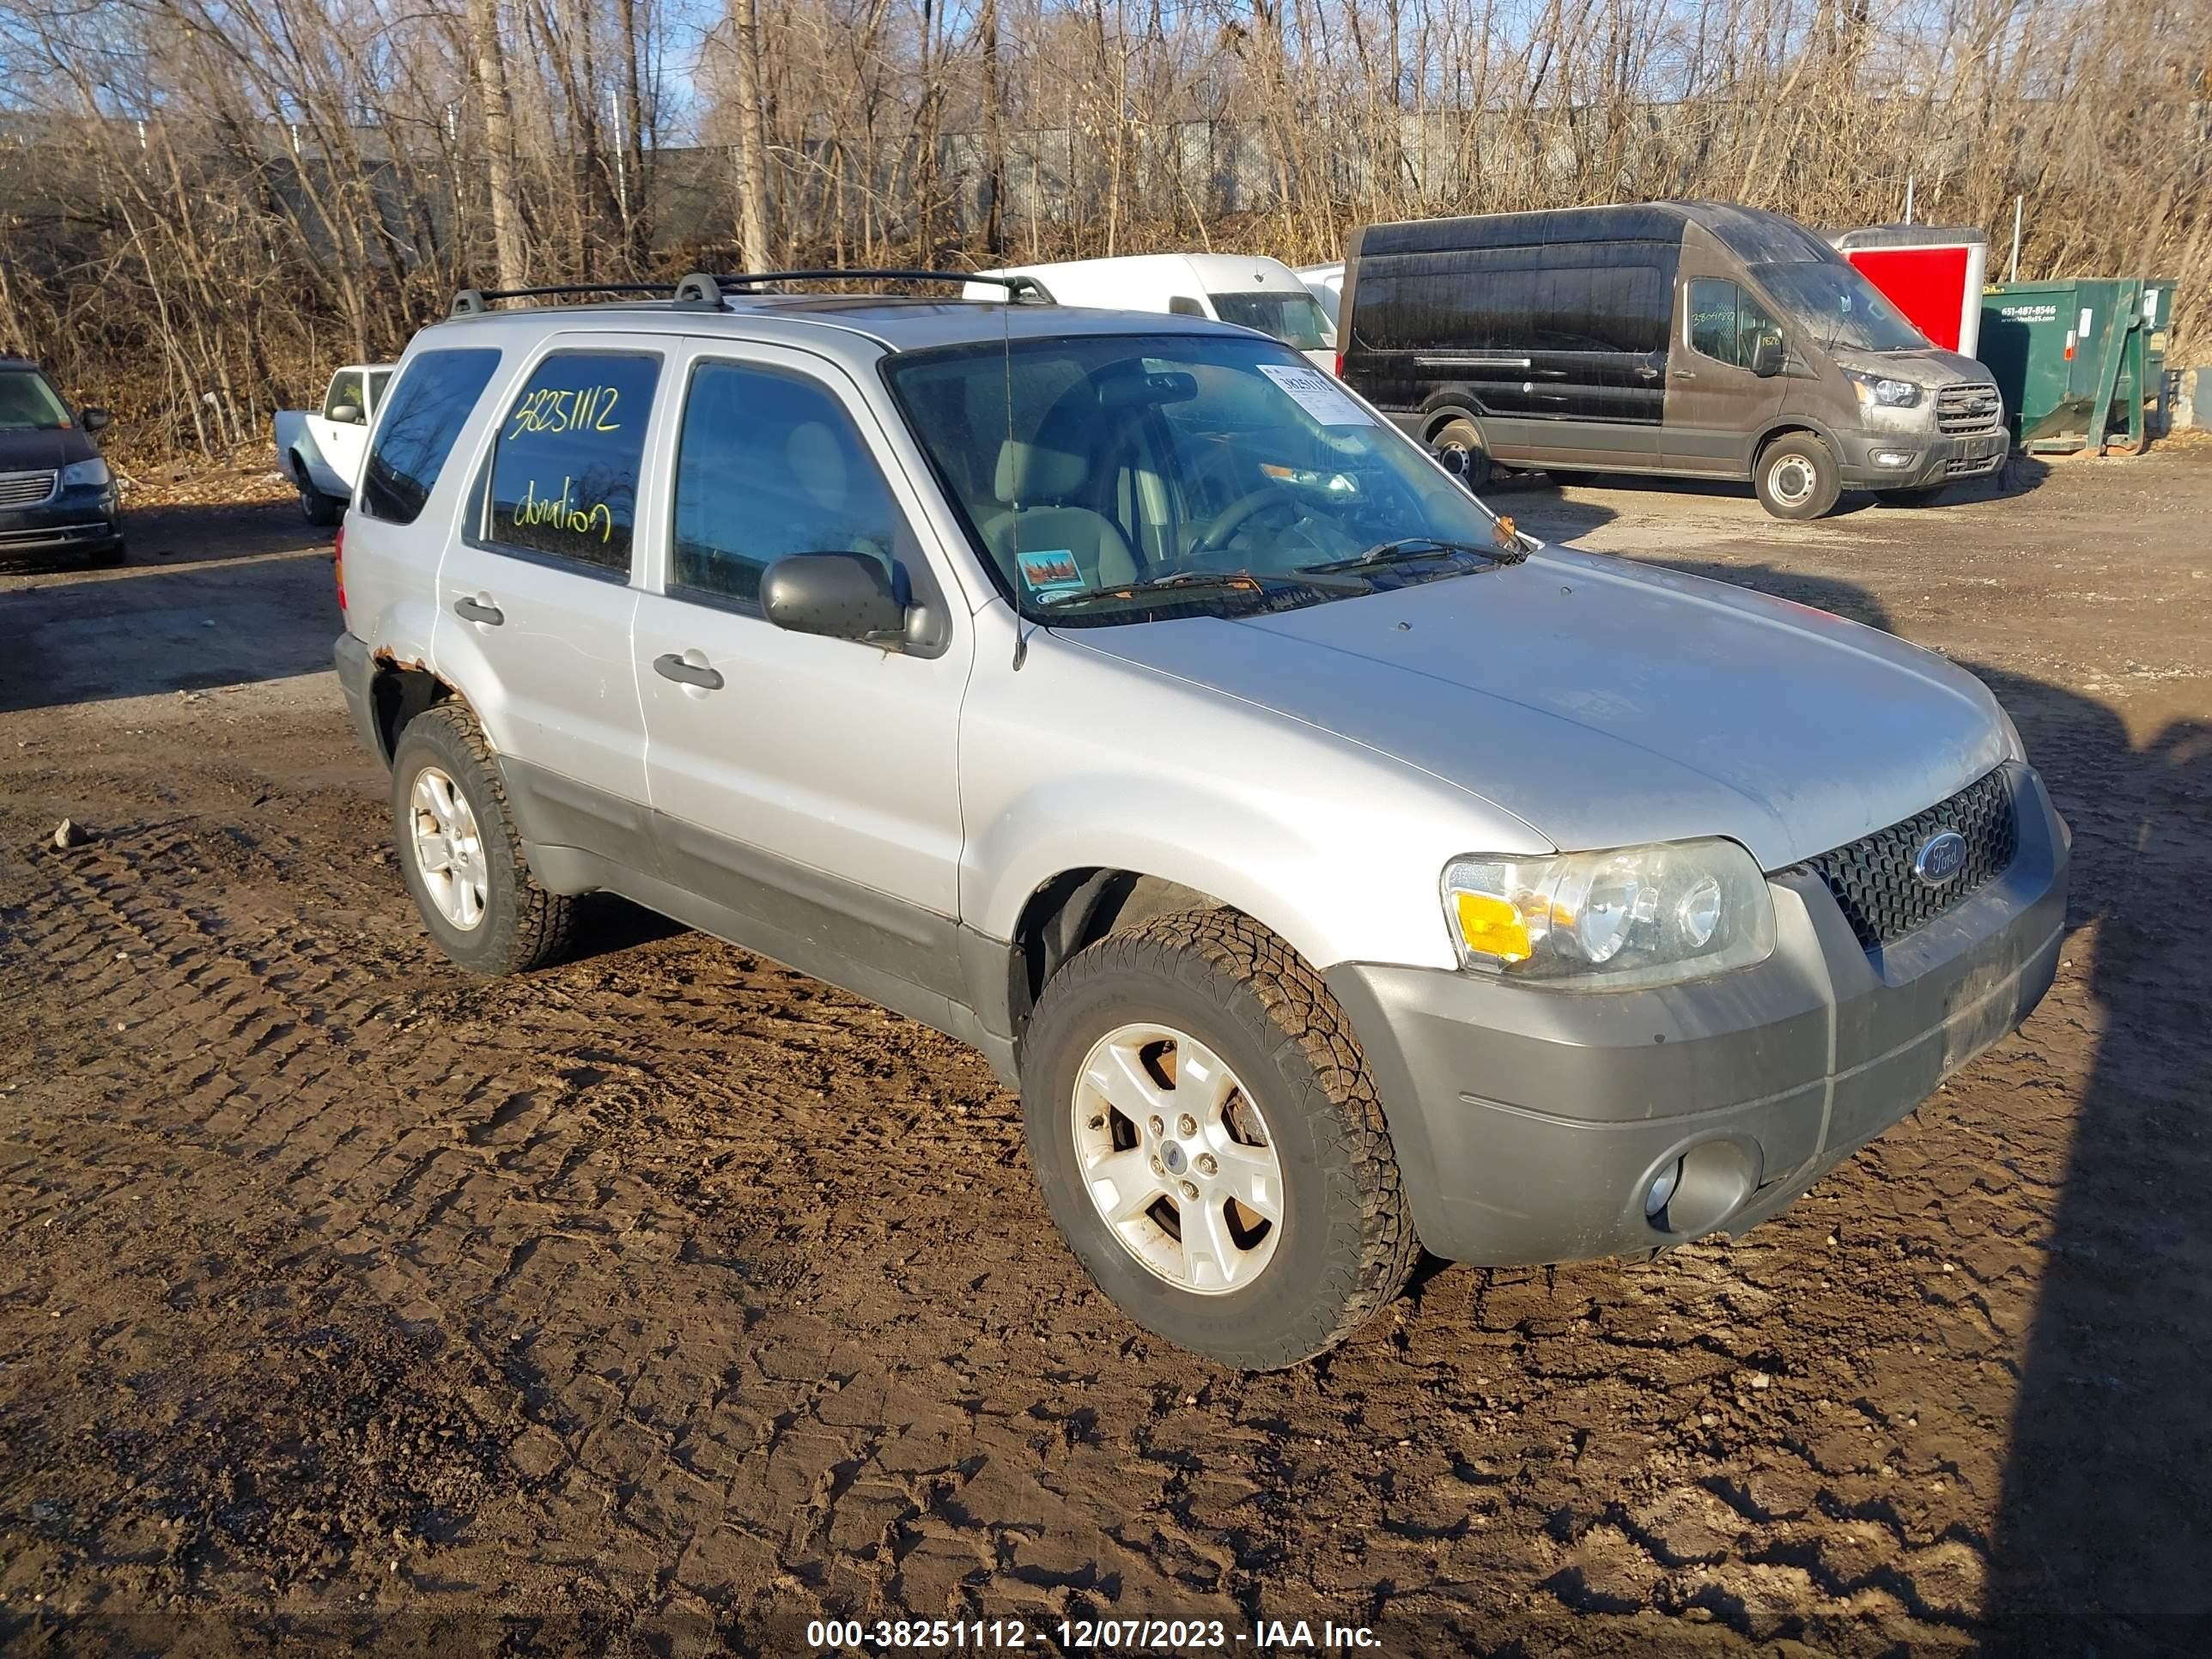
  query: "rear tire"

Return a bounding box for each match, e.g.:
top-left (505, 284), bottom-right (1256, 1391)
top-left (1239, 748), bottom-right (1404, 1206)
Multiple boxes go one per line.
top-left (294, 459), bottom-right (344, 527)
top-left (390, 703), bottom-right (575, 975)
top-left (1019, 909), bottom-right (1419, 1370)
top-left (1753, 433), bottom-right (1842, 520)
top-left (1430, 417), bottom-right (1495, 493)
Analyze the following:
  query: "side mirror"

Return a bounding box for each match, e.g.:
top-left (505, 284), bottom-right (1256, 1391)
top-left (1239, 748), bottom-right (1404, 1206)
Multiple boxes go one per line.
top-left (1751, 336), bottom-right (1786, 379)
top-left (761, 552), bottom-right (909, 647)
top-left (328, 403), bottom-right (363, 425)
top-left (80, 407), bottom-right (111, 432)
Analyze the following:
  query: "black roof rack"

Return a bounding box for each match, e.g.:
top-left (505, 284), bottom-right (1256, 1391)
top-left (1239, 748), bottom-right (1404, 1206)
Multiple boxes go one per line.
top-left (449, 269), bottom-right (1045, 319)
top-left (450, 282), bottom-right (669, 317)
top-left (702, 269), bottom-right (1048, 301)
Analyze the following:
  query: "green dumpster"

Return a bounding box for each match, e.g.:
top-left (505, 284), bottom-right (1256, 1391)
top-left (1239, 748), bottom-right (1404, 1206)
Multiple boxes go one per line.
top-left (1979, 277), bottom-right (2170, 453)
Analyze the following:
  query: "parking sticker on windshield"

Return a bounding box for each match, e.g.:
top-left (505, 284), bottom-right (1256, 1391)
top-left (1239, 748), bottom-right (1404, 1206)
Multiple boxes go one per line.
top-left (1016, 548), bottom-right (1086, 598)
top-left (1256, 363), bottom-right (1374, 427)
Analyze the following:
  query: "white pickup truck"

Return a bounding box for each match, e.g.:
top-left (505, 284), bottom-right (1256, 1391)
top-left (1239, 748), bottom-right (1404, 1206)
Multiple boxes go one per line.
top-left (274, 363), bottom-right (393, 525)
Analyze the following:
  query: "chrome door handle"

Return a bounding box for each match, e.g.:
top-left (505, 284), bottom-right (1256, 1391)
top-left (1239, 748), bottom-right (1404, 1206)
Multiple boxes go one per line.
top-left (1670, 370), bottom-right (1698, 382)
top-left (453, 596), bottom-right (504, 625)
top-left (653, 653), bottom-right (724, 691)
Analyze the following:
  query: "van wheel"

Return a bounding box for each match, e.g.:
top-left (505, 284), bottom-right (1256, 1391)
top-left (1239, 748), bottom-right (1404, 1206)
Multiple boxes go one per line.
top-left (1754, 434), bottom-right (1841, 519)
top-left (1019, 910), bottom-right (1419, 1370)
top-left (1430, 418), bottom-right (1494, 492)
top-left (390, 703), bottom-right (575, 975)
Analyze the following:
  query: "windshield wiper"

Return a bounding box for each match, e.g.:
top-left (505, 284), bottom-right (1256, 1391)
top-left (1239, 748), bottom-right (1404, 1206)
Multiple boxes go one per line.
top-left (1035, 568), bottom-right (1363, 609)
top-left (1297, 535), bottom-right (1526, 574)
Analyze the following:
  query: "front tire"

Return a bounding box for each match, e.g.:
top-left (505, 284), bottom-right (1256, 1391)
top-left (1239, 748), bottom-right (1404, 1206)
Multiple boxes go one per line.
top-left (1019, 910), bottom-right (1419, 1370)
top-left (390, 703), bottom-right (575, 975)
top-left (87, 539), bottom-right (127, 568)
top-left (1754, 433), bottom-right (1842, 520)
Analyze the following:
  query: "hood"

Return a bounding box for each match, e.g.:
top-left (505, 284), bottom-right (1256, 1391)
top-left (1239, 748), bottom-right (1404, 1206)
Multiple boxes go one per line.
top-left (1829, 345), bottom-right (1990, 386)
top-left (1060, 549), bottom-right (2010, 870)
top-left (0, 425), bottom-right (94, 474)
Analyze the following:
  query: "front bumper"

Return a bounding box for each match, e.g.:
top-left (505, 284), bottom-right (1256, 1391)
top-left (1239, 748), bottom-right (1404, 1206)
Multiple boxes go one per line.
top-left (1834, 425), bottom-right (2008, 490)
top-left (1327, 763), bottom-right (2069, 1265)
top-left (0, 495), bottom-right (124, 559)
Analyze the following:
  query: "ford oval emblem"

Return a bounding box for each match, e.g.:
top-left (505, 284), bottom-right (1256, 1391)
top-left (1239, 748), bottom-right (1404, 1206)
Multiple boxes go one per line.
top-left (1914, 830), bottom-right (1969, 886)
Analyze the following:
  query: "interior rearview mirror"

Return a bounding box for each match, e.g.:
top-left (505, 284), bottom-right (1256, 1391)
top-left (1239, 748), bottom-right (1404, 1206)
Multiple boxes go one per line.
top-left (329, 404), bottom-right (363, 425)
top-left (1752, 337), bottom-right (1786, 379)
top-left (761, 552), bottom-right (910, 647)
top-left (80, 407), bottom-right (111, 432)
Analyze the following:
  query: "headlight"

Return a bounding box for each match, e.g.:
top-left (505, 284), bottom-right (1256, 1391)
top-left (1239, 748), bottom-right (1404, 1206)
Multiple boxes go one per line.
top-left (1443, 838), bottom-right (1775, 989)
top-left (1846, 369), bottom-right (1922, 409)
top-left (59, 458), bottom-right (111, 489)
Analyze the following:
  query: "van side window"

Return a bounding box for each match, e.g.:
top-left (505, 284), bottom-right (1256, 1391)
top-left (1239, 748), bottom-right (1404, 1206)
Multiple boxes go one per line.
top-left (1169, 296), bottom-right (1206, 317)
top-left (485, 351), bottom-right (660, 575)
top-left (359, 348), bottom-right (502, 526)
top-left (1686, 278), bottom-right (1784, 370)
top-left (670, 361), bottom-right (907, 608)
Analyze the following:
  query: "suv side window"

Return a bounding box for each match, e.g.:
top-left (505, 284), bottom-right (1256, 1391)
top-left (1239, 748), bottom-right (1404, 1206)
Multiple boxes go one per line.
top-left (670, 361), bottom-right (908, 607)
top-left (359, 347), bottom-right (502, 525)
top-left (1686, 277), bottom-right (1784, 369)
top-left (485, 351), bottom-right (660, 576)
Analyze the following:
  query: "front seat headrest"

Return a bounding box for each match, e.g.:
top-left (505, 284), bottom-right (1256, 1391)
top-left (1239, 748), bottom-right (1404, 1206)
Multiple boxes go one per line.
top-left (994, 440), bottom-right (1089, 506)
top-left (786, 422), bottom-right (849, 512)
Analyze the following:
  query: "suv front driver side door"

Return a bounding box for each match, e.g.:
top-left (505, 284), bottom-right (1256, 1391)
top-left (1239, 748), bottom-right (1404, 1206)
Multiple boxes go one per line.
top-left (632, 341), bottom-right (973, 1018)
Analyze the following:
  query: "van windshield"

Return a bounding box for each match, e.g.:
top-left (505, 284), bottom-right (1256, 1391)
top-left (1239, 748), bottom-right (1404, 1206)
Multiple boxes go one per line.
top-left (0, 369), bottom-right (73, 431)
top-left (883, 332), bottom-right (1506, 625)
top-left (1751, 260), bottom-right (1929, 353)
top-left (1210, 291), bottom-right (1334, 352)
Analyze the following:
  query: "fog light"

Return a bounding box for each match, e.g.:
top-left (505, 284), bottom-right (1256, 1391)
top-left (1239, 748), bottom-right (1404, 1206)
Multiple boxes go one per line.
top-left (1644, 1158), bottom-right (1684, 1220)
top-left (1871, 448), bottom-right (1917, 468)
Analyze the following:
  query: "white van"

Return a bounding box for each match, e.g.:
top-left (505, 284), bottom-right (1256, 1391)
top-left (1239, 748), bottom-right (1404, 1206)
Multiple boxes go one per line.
top-left (1296, 262), bottom-right (1346, 335)
top-left (965, 253), bottom-right (1336, 371)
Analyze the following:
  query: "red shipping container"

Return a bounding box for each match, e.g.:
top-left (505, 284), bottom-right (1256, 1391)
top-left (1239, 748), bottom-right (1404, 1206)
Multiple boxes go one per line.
top-left (1832, 226), bottom-right (1990, 356)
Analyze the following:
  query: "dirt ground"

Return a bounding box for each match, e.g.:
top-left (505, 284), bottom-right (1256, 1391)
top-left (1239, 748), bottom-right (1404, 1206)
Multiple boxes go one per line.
top-left (2, 452), bottom-right (2208, 1657)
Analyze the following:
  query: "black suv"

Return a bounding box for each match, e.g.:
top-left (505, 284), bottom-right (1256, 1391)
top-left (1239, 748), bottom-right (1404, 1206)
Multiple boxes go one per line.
top-left (0, 358), bottom-right (124, 566)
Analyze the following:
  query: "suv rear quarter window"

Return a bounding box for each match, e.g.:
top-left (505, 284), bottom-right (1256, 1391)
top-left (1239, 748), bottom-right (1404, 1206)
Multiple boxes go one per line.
top-left (485, 350), bottom-right (660, 575)
top-left (360, 348), bottom-right (501, 524)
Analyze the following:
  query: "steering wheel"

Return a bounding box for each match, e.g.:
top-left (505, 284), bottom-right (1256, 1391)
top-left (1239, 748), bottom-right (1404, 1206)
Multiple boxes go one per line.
top-left (1187, 489), bottom-right (1297, 562)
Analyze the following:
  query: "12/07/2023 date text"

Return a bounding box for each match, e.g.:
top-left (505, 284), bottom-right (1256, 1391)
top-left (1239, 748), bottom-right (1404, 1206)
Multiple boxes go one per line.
top-left (805, 1616), bottom-right (1382, 1651)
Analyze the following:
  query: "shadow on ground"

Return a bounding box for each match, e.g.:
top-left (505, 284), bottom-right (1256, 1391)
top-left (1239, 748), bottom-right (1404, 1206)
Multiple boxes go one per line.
top-left (1651, 555), bottom-right (2212, 1650)
top-left (0, 543), bottom-right (337, 711)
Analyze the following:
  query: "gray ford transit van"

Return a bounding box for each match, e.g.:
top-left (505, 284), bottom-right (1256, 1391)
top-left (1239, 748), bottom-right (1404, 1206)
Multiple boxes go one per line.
top-left (1338, 203), bottom-right (2007, 518)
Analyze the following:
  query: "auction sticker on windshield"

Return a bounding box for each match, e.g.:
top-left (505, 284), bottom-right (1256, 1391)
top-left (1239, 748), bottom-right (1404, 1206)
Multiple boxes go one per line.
top-left (1017, 548), bottom-right (1086, 597)
top-left (1256, 362), bottom-right (1373, 427)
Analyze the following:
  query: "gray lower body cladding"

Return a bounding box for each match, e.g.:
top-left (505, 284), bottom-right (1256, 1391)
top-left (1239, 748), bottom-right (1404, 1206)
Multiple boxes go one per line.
top-left (1328, 763), bottom-right (2068, 1265)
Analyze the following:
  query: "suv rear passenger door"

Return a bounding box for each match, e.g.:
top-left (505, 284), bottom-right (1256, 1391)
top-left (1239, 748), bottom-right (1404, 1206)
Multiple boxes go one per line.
top-left (632, 340), bottom-right (970, 1006)
top-left (432, 335), bottom-right (664, 856)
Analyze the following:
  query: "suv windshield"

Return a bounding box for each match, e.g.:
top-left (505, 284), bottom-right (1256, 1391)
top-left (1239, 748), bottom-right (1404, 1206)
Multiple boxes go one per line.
top-left (884, 333), bottom-right (1507, 624)
top-left (1210, 291), bottom-right (1333, 352)
top-left (1751, 260), bottom-right (1929, 354)
top-left (0, 369), bottom-right (72, 431)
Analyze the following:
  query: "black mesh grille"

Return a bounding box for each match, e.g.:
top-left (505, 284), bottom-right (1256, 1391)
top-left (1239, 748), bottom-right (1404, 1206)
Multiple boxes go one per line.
top-left (1805, 769), bottom-right (2018, 951)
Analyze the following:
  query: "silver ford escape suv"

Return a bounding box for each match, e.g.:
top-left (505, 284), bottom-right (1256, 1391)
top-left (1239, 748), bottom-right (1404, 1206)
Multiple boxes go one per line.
top-left (333, 270), bottom-right (2068, 1370)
